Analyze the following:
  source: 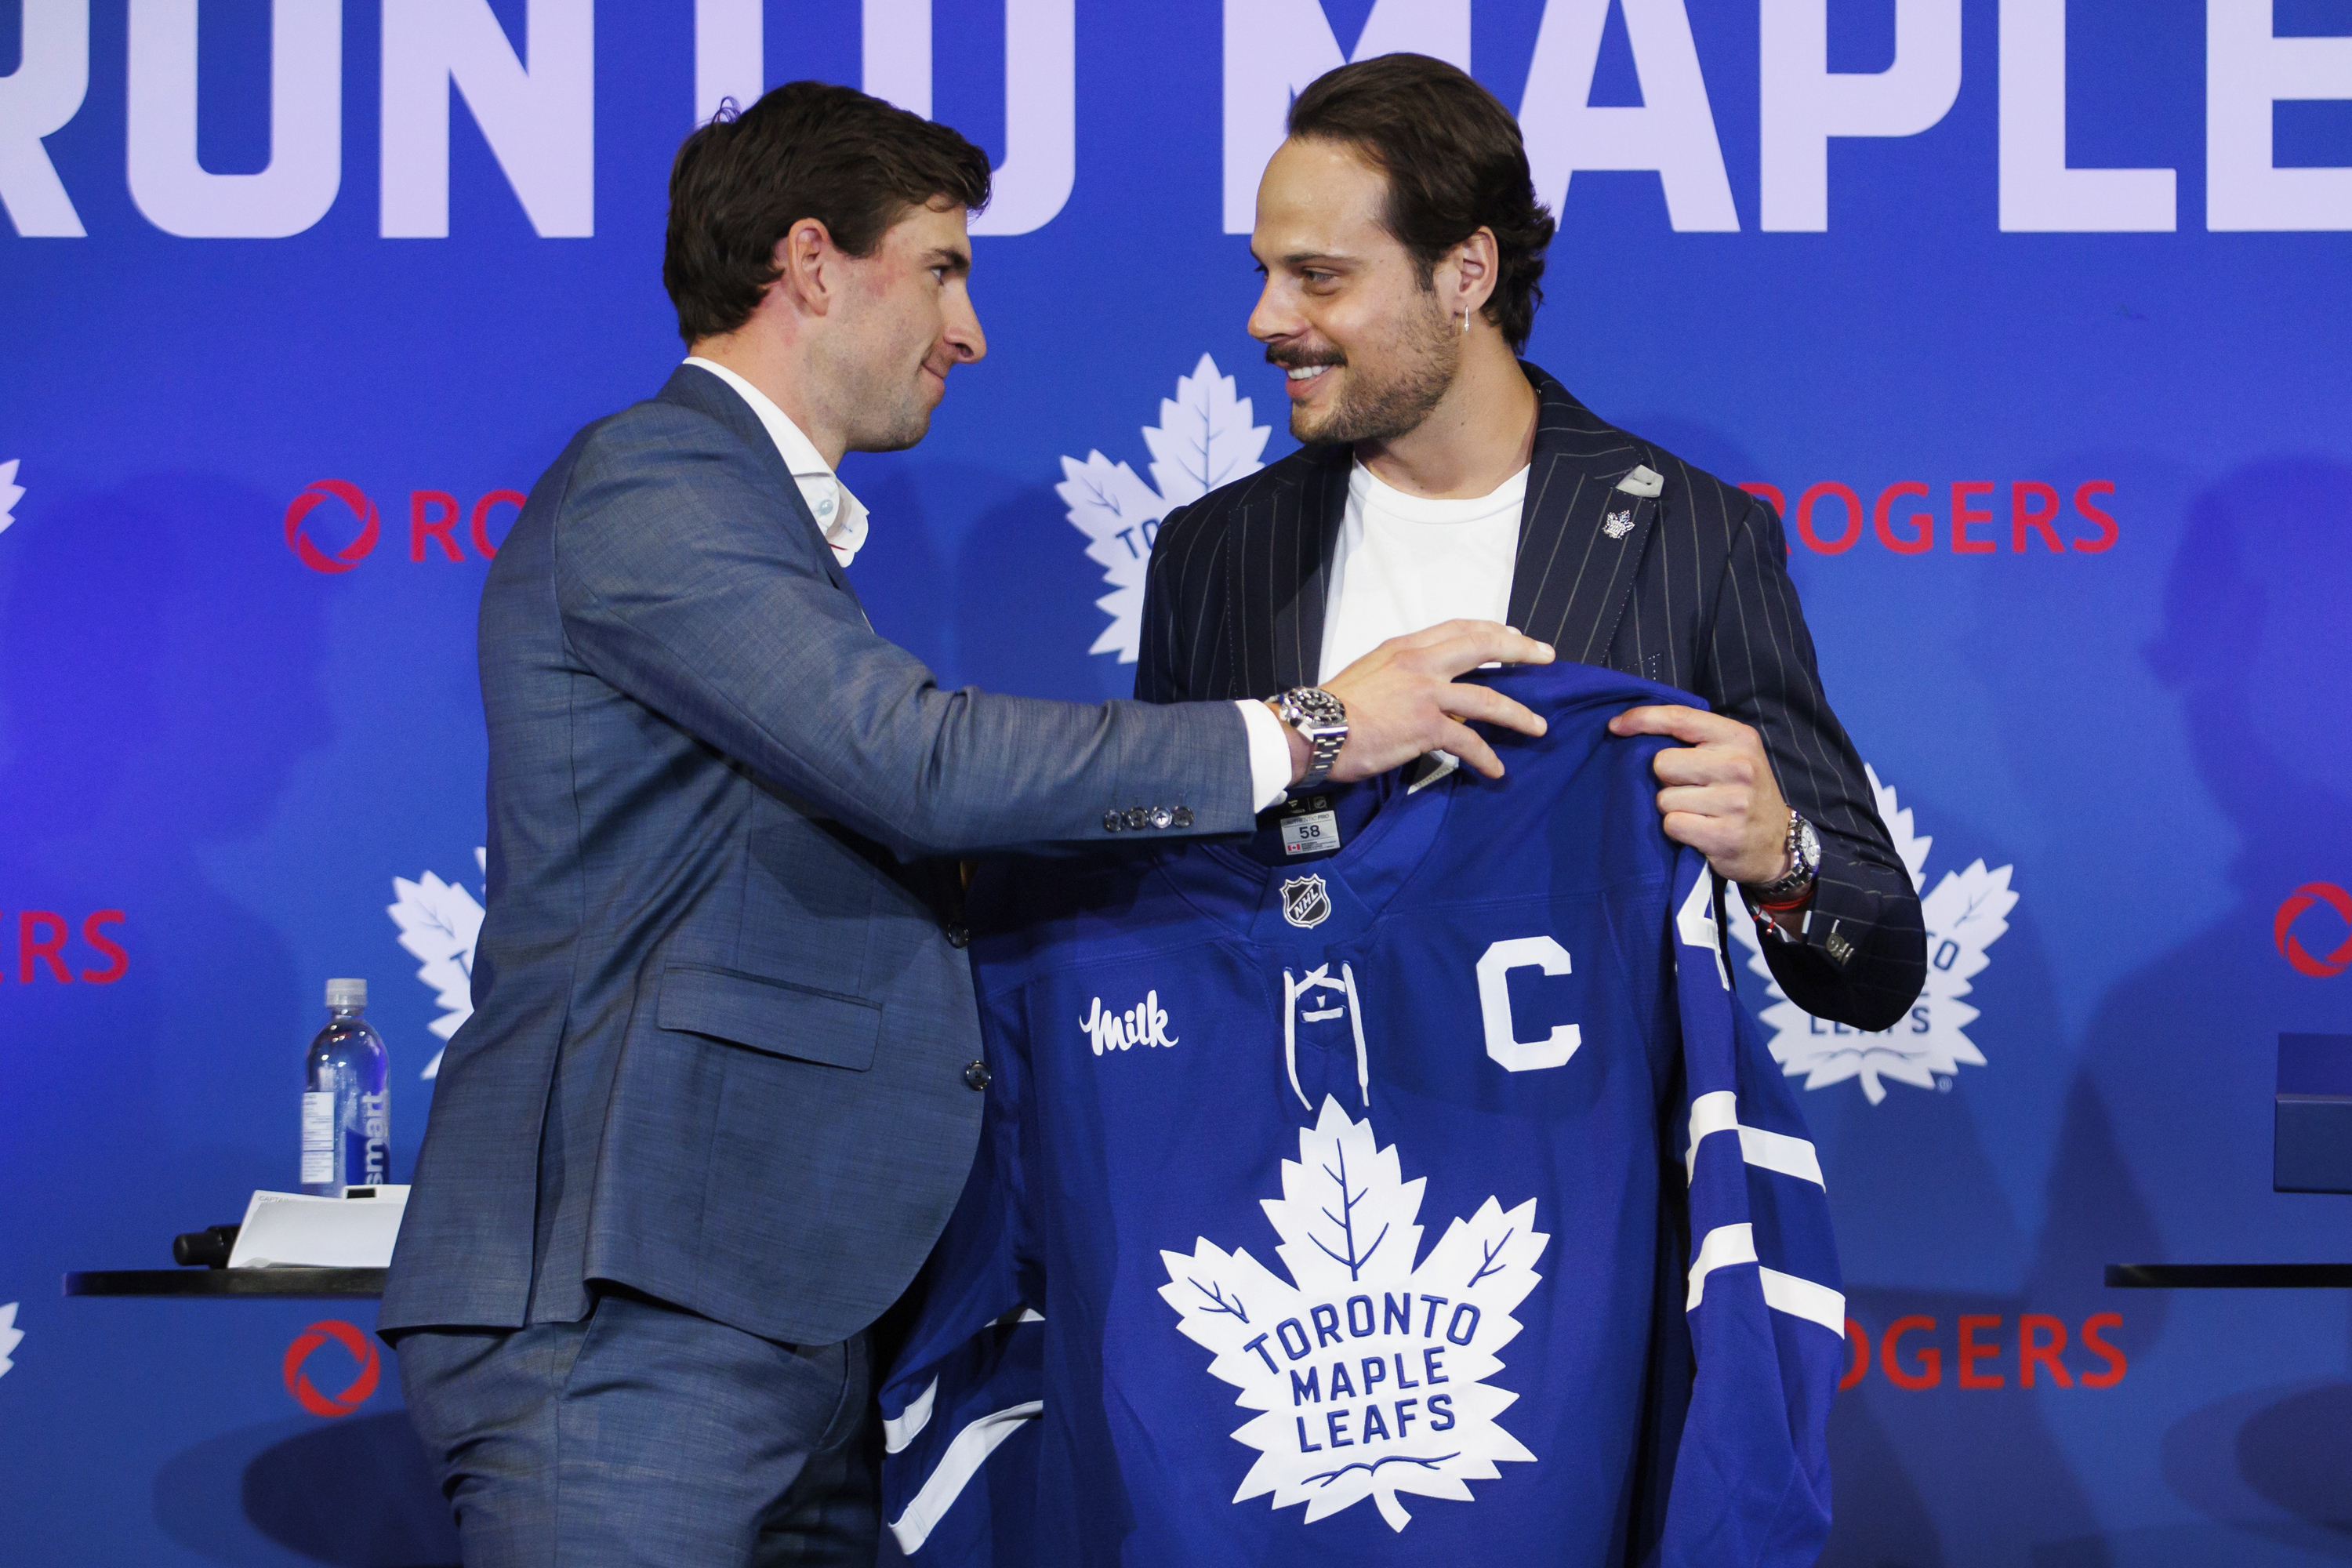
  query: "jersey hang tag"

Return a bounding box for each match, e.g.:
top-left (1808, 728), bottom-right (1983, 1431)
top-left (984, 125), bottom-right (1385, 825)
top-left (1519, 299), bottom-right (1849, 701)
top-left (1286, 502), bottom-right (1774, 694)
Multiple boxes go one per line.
top-left (1279, 793), bottom-right (1341, 857)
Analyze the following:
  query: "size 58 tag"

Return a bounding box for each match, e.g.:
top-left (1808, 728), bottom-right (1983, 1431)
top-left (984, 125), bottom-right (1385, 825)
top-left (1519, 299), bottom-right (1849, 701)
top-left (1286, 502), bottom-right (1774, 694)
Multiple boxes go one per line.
top-left (1281, 809), bottom-right (1341, 857)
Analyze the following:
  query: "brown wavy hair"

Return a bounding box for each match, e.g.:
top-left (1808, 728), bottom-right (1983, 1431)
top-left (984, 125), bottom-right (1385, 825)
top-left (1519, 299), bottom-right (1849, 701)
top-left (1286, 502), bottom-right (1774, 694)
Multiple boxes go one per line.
top-left (1287, 55), bottom-right (1555, 350)
top-left (665, 82), bottom-right (992, 345)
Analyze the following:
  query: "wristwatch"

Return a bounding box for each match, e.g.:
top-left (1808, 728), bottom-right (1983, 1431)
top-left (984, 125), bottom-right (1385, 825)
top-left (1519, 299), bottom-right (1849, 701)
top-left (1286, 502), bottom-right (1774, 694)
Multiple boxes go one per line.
top-left (1746, 810), bottom-right (1820, 906)
top-left (1272, 687), bottom-right (1349, 793)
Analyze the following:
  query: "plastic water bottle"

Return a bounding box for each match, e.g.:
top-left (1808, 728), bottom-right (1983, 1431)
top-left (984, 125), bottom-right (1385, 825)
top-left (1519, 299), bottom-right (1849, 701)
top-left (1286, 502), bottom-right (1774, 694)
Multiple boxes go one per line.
top-left (300, 979), bottom-right (390, 1196)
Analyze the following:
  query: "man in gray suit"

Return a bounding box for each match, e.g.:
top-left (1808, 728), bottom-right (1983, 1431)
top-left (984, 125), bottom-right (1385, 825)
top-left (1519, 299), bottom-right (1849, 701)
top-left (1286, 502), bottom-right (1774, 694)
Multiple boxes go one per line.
top-left (383, 82), bottom-right (1552, 1566)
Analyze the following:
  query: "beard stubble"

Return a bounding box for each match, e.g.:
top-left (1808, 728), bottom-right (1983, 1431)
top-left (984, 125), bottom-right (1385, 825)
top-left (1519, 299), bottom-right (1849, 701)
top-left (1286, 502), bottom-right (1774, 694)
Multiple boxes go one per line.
top-left (1289, 292), bottom-right (1462, 447)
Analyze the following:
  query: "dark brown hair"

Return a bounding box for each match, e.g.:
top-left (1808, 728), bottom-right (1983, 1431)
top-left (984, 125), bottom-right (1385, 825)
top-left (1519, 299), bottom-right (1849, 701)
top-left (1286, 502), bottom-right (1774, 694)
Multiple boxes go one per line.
top-left (1287, 55), bottom-right (1555, 350)
top-left (664, 82), bottom-right (992, 344)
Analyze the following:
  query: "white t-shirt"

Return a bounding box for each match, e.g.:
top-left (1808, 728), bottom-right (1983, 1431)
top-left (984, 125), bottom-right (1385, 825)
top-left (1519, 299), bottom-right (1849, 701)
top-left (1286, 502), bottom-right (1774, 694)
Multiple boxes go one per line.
top-left (1317, 459), bottom-right (1528, 683)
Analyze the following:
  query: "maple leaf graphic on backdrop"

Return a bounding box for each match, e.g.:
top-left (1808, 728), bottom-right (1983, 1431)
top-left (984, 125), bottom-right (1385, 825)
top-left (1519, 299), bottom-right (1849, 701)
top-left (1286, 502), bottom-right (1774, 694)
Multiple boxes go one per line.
top-left (1059, 354), bottom-right (1269, 663)
top-left (1730, 766), bottom-right (2016, 1103)
top-left (0, 460), bottom-right (24, 536)
top-left (389, 848), bottom-right (486, 1080)
top-left (0, 1302), bottom-right (22, 1381)
top-left (1161, 1098), bottom-right (1546, 1533)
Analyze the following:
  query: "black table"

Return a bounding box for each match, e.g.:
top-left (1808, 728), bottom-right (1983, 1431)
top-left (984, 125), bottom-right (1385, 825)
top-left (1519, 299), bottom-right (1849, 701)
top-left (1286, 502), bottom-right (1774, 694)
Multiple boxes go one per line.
top-left (2107, 1264), bottom-right (2352, 1288)
top-left (65, 1269), bottom-right (386, 1298)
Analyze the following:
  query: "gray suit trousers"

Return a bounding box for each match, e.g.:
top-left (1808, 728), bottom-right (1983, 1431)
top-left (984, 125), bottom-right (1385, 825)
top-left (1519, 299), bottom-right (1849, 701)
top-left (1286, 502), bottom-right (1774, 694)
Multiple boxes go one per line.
top-left (397, 1290), bottom-right (880, 1567)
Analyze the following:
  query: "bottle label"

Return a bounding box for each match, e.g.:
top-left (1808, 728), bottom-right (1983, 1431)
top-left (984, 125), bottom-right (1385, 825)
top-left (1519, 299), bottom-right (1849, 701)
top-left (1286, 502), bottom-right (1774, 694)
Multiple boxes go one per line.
top-left (360, 1090), bottom-right (390, 1185)
top-left (300, 1091), bottom-right (336, 1185)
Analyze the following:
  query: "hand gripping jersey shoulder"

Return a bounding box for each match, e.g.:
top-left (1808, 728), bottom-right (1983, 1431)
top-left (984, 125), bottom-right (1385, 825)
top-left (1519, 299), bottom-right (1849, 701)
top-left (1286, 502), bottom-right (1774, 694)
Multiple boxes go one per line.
top-left (880, 662), bottom-right (1844, 1566)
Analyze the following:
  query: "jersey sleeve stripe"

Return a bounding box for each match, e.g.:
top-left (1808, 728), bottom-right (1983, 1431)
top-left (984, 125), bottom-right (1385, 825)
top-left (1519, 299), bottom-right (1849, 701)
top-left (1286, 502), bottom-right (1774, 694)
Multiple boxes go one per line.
top-left (1685, 1090), bottom-right (1826, 1188)
top-left (1685, 1221), bottom-right (1759, 1310)
top-left (1687, 1223), bottom-right (1846, 1336)
top-left (1758, 1268), bottom-right (1848, 1337)
top-left (884, 1376), bottom-right (939, 1455)
top-left (886, 1401), bottom-right (1046, 1555)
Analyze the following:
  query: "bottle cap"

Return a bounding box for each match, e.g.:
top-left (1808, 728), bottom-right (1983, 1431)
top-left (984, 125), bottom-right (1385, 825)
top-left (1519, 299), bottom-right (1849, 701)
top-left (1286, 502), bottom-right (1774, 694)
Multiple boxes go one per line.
top-left (325, 978), bottom-right (368, 1009)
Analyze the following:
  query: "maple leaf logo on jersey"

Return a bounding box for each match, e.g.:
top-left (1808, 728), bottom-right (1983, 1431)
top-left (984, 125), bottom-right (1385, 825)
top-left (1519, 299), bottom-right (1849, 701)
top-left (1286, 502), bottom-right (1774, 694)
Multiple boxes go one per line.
top-left (1730, 767), bottom-right (2016, 1103)
top-left (388, 848), bottom-right (486, 1080)
top-left (0, 1302), bottom-right (22, 1381)
top-left (1059, 354), bottom-right (1269, 663)
top-left (0, 459), bottom-right (24, 537)
top-left (1160, 1099), bottom-right (1546, 1533)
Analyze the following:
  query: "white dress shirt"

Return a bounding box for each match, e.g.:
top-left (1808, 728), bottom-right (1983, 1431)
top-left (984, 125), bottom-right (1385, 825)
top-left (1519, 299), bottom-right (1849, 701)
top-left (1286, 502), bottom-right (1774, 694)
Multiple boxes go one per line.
top-left (1318, 459), bottom-right (1527, 684)
top-left (682, 356), bottom-right (1294, 811)
top-left (684, 357), bottom-right (870, 567)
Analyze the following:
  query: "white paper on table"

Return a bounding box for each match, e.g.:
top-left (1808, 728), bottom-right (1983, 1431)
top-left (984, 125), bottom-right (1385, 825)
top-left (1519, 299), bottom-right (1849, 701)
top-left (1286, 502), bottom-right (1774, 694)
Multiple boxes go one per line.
top-left (226, 1186), bottom-right (411, 1269)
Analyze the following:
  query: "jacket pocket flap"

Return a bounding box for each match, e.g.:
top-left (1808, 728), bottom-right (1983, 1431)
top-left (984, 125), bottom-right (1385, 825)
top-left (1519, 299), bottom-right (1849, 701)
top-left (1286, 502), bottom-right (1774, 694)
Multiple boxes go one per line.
top-left (657, 964), bottom-right (880, 1073)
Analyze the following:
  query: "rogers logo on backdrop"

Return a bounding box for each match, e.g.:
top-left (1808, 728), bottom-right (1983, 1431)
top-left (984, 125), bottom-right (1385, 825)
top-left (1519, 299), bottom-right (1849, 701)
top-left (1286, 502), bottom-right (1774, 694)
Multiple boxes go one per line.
top-left (285, 480), bottom-right (524, 574)
top-left (6, 909), bottom-right (128, 985)
top-left (2276, 883), bottom-right (2352, 978)
top-left (1741, 480), bottom-right (2119, 556)
top-left (283, 1319), bottom-right (379, 1417)
top-left (1840, 1310), bottom-right (2128, 1391)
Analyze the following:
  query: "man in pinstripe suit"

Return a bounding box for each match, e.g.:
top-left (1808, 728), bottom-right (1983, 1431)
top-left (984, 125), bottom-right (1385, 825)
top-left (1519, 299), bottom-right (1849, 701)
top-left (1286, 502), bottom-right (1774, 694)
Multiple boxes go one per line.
top-left (1138, 55), bottom-right (1925, 1030)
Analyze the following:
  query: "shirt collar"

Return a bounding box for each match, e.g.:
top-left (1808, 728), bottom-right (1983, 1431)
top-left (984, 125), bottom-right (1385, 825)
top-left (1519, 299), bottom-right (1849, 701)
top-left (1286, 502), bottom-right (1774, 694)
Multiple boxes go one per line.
top-left (682, 356), bottom-right (869, 567)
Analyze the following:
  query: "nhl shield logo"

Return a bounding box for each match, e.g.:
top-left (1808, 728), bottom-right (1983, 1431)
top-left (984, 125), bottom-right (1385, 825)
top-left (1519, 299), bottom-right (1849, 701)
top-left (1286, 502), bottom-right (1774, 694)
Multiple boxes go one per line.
top-left (1280, 874), bottom-right (1331, 929)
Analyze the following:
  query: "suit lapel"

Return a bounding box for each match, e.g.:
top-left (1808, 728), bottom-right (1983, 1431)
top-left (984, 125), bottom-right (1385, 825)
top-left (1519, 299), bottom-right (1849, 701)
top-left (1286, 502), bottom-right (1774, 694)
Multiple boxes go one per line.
top-left (657, 365), bottom-right (866, 612)
top-left (1237, 445), bottom-right (1350, 693)
top-left (1505, 368), bottom-right (1657, 667)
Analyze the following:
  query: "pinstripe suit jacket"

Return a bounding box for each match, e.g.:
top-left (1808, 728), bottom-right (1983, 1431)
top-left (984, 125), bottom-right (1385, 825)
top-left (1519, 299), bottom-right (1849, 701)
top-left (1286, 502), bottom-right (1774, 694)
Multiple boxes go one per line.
top-left (1136, 363), bottom-right (1926, 1031)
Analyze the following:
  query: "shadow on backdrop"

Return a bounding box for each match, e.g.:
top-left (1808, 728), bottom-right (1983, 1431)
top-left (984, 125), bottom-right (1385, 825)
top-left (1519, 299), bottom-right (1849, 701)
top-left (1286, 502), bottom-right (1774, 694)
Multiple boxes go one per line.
top-left (2053, 457), bottom-right (2352, 1552)
top-left (154, 1410), bottom-right (457, 1567)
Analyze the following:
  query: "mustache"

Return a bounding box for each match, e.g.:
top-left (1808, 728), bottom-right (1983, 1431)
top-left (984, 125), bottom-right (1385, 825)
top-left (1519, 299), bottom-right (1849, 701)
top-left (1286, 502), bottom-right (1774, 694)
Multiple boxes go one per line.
top-left (1265, 343), bottom-right (1345, 372)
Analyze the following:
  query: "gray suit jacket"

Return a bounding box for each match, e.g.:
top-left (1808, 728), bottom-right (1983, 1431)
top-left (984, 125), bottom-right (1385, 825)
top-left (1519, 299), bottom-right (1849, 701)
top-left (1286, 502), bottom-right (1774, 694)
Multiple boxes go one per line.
top-left (382, 365), bottom-right (1255, 1345)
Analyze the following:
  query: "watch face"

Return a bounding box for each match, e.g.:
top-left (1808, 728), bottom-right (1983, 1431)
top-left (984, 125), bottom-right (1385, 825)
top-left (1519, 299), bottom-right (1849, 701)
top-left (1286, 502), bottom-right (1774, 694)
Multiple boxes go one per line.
top-left (1288, 687), bottom-right (1346, 728)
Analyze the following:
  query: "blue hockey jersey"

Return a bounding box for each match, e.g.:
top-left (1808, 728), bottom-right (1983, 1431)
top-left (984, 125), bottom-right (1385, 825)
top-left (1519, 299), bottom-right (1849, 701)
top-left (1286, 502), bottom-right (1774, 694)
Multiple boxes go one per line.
top-left (880, 663), bottom-right (1844, 1566)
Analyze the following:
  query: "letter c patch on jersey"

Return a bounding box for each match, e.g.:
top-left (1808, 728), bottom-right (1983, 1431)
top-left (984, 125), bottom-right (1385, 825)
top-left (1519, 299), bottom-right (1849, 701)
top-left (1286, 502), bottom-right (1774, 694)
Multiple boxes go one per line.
top-left (1476, 937), bottom-right (1581, 1072)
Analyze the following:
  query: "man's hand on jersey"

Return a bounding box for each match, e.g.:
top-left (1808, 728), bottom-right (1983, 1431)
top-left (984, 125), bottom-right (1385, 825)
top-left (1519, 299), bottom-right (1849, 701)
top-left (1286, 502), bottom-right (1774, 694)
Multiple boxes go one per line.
top-left (1607, 704), bottom-right (1790, 884)
top-left (1311, 620), bottom-right (1555, 782)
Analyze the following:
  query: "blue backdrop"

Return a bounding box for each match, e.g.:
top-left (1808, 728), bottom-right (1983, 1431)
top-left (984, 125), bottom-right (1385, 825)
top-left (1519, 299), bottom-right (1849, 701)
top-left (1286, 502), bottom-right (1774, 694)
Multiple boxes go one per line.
top-left (3, 1), bottom-right (2349, 1563)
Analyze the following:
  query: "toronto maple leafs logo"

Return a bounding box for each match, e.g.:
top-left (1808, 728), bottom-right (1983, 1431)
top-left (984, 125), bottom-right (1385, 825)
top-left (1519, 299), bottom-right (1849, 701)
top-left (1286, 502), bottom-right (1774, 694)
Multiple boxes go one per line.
top-left (387, 848), bottom-right (486, 1080)
top-left (0, 1302), bottom-right (21, 1381)
top-left (1058, 355), bottom-right (1270, 662)
top-left (1160, 1099), bottom-right (1545, 1533)
top-left (0, 459), bottom-right (23, 537)
top-left (1602, 508), bottom-right (1635, 539)
top-left (1731, 767), bottom-right (2016, 1103)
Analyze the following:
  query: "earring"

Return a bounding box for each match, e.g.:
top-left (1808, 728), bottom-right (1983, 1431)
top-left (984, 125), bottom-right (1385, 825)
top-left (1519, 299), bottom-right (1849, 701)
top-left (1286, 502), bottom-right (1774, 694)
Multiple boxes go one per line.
top-left (1461, 307), bottom-right (1471, 335)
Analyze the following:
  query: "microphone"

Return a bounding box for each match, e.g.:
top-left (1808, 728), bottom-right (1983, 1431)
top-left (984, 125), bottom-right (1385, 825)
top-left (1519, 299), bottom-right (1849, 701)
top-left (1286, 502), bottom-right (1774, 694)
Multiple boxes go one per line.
top-left (172, 1225), bottom-right (242, 1269)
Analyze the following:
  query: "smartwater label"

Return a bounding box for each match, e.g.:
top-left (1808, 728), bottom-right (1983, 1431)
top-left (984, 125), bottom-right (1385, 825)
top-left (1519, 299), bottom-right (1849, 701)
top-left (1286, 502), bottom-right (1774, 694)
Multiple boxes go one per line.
top-left (300, 1091), bottom-right (336, 1185)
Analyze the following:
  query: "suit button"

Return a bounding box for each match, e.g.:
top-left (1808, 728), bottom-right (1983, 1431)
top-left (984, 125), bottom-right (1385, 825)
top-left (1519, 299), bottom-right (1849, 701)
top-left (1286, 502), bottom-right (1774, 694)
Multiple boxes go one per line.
top-left (964, 1060), bottom-right (992, 1091)
top-left (1171, 805), bottom-right (1193, 828)
top-left (1102, 811), bottom-right (1123, 833)
top-left (1148, 805), bottom-right (1174, 829)
top-left (1123, 806), bottom-right (1149, 830)
top-left (946, 923), bottom-right (970, 949)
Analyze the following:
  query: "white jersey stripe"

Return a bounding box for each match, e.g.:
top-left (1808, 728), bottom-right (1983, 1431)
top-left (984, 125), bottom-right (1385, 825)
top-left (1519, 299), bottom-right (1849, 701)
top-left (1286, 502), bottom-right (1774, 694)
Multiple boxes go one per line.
top-left (883, 1376), bottom-right (938, 1455)
top-left (1686, 1222), bottom-right (1759, 1311)
top-left (887, 1401), bottom-right (1045, 1554)
top-left (1686, 1090), bottom-right (1825, 1188)
top-left (1687, 1222), bottom-right (1846, 1336)
top-left (1759, 1268), bottom-right (1847, 1337)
